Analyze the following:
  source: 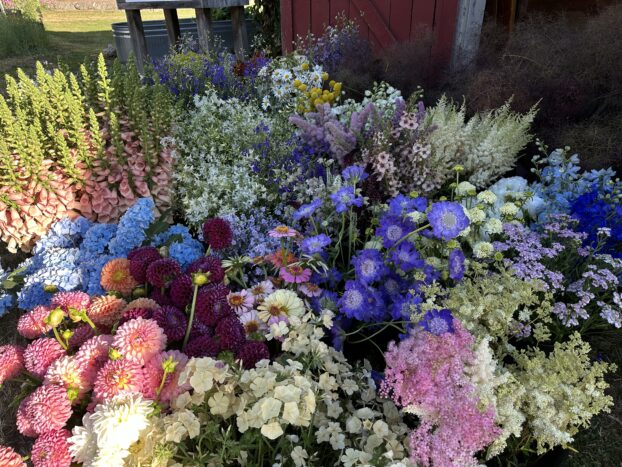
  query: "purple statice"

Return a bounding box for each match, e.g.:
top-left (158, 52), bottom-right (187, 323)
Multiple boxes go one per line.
top-left (376, 214), bottom-right (410, 248)
top-left (342, 165), bottom-right (368, 184)
top-left (388, 195), bottom-right (427, 218)
top-left (420, 309), bottom-right (455, 336)
top-left (301, 234), bottom-right (332, 255)
top-left (427, 201), bottom-right (470, 241)
top-left (352, 249), bottom-right (388, 284)
top-left (293, 199), bottom-right (323, 221)
top-left (390, 242), bottom-right (423, 272)
top-left (330, 186), bottom-right (364, 214)
top-left (448, 249), bottom-right (466, 281)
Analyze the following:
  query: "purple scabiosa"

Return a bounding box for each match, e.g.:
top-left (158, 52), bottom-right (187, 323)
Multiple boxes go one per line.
top-left (146, 258), bottom-right (181, 288)
top-left (153, 306), bottom-right (188, 343)
top-left (342, 165), bottom-right (368, 184)
top-left (420, 309), bottom-right (455, 335)
top-left (330, 186), bottom-right (364, 213)
top-left (388, 195), bottom-right (427, 217)
top-left (301, 234), bottom-right (331, 255)
top-left (376, 215), bottom-right (410, 248)
top-left (391, 293), bottom-right (422, 320)
top-left (202, 218), bottom-right (233, 250)
top-left (448, 249), bottom-right (466, 281)
top-left (353, 249), bottom-right (388, 284)
top-left (293, 199), bottom-right (322, 221)
top-left (390, 242), bottom-right (424, 272)
top-left (380, 273), bottom-right (406, 300)
top-left (427, 201), bottom-right (470, 240)
top-left (236, 341), bottom-right (270, 369)
top-left (186, 256), bottom-right (225, 283)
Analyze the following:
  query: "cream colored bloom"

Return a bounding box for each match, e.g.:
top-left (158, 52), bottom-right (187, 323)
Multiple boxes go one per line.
top-left (261, 421), bottom-right (284, 439)
top-left (477, 190), bottom-right (497, 204)
top-left (260, 397), bottom-right (283, 420)
top-left (483, 218), bottom-right (503, 235)
top-left (208, 392), bottom-right (230, 415)
top-left (274, 384), bottom-right (302, 403)
top-left (258, 290), bottom-right (305, 323)
top-left (282, 401), bottom-right (301, 425)
top-left (500, 202), bottom-right (519, 217)
top-left (456, 181), bottom-right (476, 197)
top-left (473, 241), bottom-right (495, 258)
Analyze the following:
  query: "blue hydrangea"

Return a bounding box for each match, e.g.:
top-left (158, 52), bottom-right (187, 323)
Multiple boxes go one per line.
top-left (169, 239), bottom-right (205, 270)
top-left (81, 224), bottom-right (118, 254)
top-left (330, 186), bottom-right (364, 213)
top-left (301, 234), bottom-right (332, 255)
top-left (152, 224), bottom-right (194, 247)
top-left (352, 249), bottom-right (387, 284)
top-left (427, 201), bottom-right (470, 241)
top-left (108, 198), bottom-right (155, 256)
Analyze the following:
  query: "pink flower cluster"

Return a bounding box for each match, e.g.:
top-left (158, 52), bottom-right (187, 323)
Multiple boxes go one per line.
top-left (381, 321), bottom-right (500, 467)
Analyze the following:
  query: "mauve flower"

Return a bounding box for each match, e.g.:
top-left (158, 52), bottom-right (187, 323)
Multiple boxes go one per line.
top-left (112, 318), bottom-right (167, 365)
top-left (24, 338), bottom-right (65, 379)
top-left (0, 345), bottom-right (24, 385)
top-left (268, 225), bottom-right (299, 238)
top-left (0, 445), bottom-right (26, 466)
top-left (279, 264), bottom-right (312, 284)
top-left (25, 384), bottom-right (73, 435)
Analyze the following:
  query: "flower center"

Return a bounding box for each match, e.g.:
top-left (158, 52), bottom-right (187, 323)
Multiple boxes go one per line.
top-left (428, 317), bottom-right (449, 335)
top-left (230, 295), bottom-right (245, 306)
top-left (361, 260), bottom-right (377, 276)
top-left (113, 270), bottom-right (126, 282)
top-left (441, 212), bottom-right (457, 229)
top-left (245, 321), bottom-right (259, 333)
top-left (268, 304), bottom-right (286, 316)
top-left (275, 226), bottom-right (290, 234)
top-left (386, 225), bottom-right (403, 241)
top-left (287, 265), bottom-right (304, 276)
top-left (345, 290), bottom-right (363, 308)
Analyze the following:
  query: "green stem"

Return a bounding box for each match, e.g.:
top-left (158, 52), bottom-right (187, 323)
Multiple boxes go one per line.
top-left (52, 327), bottom-right (68, 351)
top-left (182, 283), bottom-right (200, 349)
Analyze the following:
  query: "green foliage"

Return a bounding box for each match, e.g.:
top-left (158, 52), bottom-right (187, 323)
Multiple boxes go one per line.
top-left (249, 0), bottom-right (281, 56)
top-left (0, 12), bottom-right (48, 59)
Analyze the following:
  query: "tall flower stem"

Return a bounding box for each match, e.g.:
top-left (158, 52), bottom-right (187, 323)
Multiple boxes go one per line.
top-left (183, 283), bottom-right (200, 349)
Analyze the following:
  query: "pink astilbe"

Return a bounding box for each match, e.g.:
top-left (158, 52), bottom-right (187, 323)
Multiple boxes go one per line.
top-left (380, 321), bottom-right (500, 467)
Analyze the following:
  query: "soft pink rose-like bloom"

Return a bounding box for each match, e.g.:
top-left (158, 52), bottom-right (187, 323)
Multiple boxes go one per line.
top-left (92, 359), bottom-right (145, 403)
top-left (51, 291), bottom-right (91, 313)
top-left (268, 225), bottom-right (299, 238)
top-left (23, 338), bottom-right (65, 379)
top-left (31, 429), bottom-right (71, 467)
top-left (0, 445), bottom-right (26, 466)
top-left (112, 318), bottom-right (167, 365)
top-left (44, 356), bottom-right (91, 401)
top-left (227, 290), bottom-right (255, 314)
top-left (25, 384), bottom-right (73, 436)
top-left (87, 295), bottom-right (127, 328)
top-left (279, 265), bottom-right (312, 284)
top-left (380, 322), bottom-right (500, 467)
top-left (74, 335), bottom-right (114, 383)
top-left (16, 394), bottom-right (37, 437)
top-left (17, 306), bottom-right (52, 339)
top-left (142, 350), bottom-right (190, 404)
top-left (299, 282), bottom-right (323, 298)
top-left (0, 345), bottom-right (24, 385)
top-left (124, 298), bottom-right (160, 312)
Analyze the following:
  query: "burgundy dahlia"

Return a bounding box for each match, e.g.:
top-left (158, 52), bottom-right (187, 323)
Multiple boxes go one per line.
top-left (186, 256), bottom-right (225, 283)
top-left (196, 297), bottom-right (233, 327)
top-left (189, 320), bottom-right (214, 341)
top-left (153, 306), bottom-right (188, 343)
top-left (31, 429), bottom-right (71, 467)
top-left (215, 316), bottom-right (246, 352)
top-left (236, 341), bottom-right (270, 369)
top-left (67, 325), bottom-right (95, 350)
top-left (150, 288), bottom-right (173, 307)
top-left (184, 335), bottom-right (221, 358)
top-left (119, 307), bottom-right (155, 326)
top-left (169, 274), bottom-right (193, 309)
top-left (146, 258), bottom-right (181, 288)
top-left (129, 247), bottom-right (163, 283)
top-left (202, 218), bottom-right (233, 250)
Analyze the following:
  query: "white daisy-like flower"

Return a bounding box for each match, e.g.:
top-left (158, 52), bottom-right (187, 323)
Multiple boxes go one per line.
top-left (258, 290), bottom-right (305, 323)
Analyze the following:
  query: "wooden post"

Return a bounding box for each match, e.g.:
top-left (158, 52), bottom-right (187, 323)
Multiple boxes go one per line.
top-left (125, 9), bottom-right (149, 74)
top-left (163, 8), bottom-right (181, 48)
top-left (195, 8), bottom-right (213, 54)
top-left (230, 5), bottom-right (248, 60)
top-left (450, 0), bottom-right (486, 71)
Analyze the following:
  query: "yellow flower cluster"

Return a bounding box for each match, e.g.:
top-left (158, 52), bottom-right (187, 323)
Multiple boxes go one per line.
top-left (293, 64), bottom-right (343, 113)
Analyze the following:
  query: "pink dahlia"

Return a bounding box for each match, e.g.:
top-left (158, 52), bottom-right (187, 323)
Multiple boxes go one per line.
top-left (26, 384), bottom-right (72, 435)
top-left (186, 256), bottom-right (225, 283)
top-left (152, 306), bottom-right (188, 343)
top-left (169, 274), bottom-right (193, 309)
top-left (67, 325), bottom-right (95, 350)
top-left (31, 429), bottom-right (71, 467)
top-left (215, 316), bottom-right (246, 352)
top-left (24, 338), bottom-right (65, 379)
top-left (16, 394), bottom-right (37, 437)
top-left (17, 306), bottom-right (52, 339)
top-left (0, 445), bottom-right (25, 466)
top-left (146, 258), bottom-right (181, 288)
top-left (279, 265), bottom-right (312, 284)
top-left (87, 295), bottom-right (127, 328)
top-left (142, 350), bottom-right (190, 403)
top-left (124, 298), bottom-right (160, 312)
top-left (51, 291), bottom-right (91, 313)
top-left (128, 246), bottom-right (162, 283)
top-left (236, 341), bottom-right (270, 370)
top-left (184, 335), bottom-right (220, 358)
top-left (202, 218), bottom-right (233, 250)
top-left (74, 335), bottom-right (114, 380)
top-left (44, 356), bottom-right (91, 401)
top-left (93, 359), bottom-right (144, 403)
top-left (0, 345), bottom-right (24, 385)
top-left (118, 307), bottom-right (155, 326)
top-left (112, 318), bottom-right (167, 365)
top-left (227, 290), bottom-right (254, 314)
top-left (268, 225), bottom-right (299, 238)
top-left (100, 258), bottom-right (139, 295)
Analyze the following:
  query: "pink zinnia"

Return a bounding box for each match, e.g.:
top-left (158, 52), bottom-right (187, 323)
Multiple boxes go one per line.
top-left (227, 290), bottom-right (254, 314)
top-left (51, 291), bottom-right (91, 313)
top-left (44, 356), bottom-right (91, 401)
top-left (16, 394), bottom-right (37, 437)
top-left (239, 310), bottom-right (266, 335)
top-left (249, 280), bottom-right (274, 302)
top-left (25, 384), bottom-right (73, 435)
top-left (17, 306), bottom-right (52, 339)
top-left (299, 282), bottom-right (323, 297)
top-left (23, 338), bottom-right (65, 379)
top-left (74, 335), bottom-right (114, 382)
top-left (279, 264), bottom-right (312, 284)
top-left (142, 350), bottom-right (190, 403)
top-left (31, 429), bottom-right (71, 467)
top-left (87, 295), bottom-right (127, 328)
top-left (112, 318), bottom-right (167, 365)
top-left (268, 225), bottom-right (299, 238)
top-left (0, 445), bottom-right (25, 467)
top-left (0, 345), bottom-right (24, 385)
top-left (93, 359), bottom-right (144, 403)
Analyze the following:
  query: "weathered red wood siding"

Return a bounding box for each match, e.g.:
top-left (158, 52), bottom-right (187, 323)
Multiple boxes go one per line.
top-left (281, 0), bottom-right (460, 66)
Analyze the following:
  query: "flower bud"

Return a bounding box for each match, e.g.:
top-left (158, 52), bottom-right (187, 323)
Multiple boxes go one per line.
top-left (193, 272), bottom-right (210, 286)
top-left (62, 329), bottom-right (74, 341)
top-left (109, 348), bottom-right (123, 361)
top-left (44, 284), bottom-right (58, 294)
top-left (133, 287), bottom-right (148, 298)
top-left (45, 308), bottom-right (65, 328)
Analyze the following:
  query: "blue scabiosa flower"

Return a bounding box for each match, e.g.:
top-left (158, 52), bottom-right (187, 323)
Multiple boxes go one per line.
top-left (353, 249), bottom-right (387, 284)
top-left (391, 293), bottom-right (422, 320)
top-left (388, 195), bottom-right (427, 217)
top-left (301, 234), bottom-right (332, 255)
top-left (420, 309), bottom-right (455, 335)
top-left (390, 242), bottom-right (424, 272)
top-left (330, 186), bottom-right (364, 213)
top-left (293, 199), bottom-right (322, 221)
top-left (448, 249), bottom-right (466, 281)
top-left (338, 280), bottom-right (369, 319)
top-left (342, 165), bottom-right (368, 184)
top-left (376, 215), bottom-right (410, 248)
top-left (427, 201), bottom-right (469, 240)
top-left (380, 273), bottom-right (406, 300)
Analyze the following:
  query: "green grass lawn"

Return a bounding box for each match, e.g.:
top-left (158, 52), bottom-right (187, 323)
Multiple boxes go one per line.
top-left (0, 10), bottom-right (196, 79)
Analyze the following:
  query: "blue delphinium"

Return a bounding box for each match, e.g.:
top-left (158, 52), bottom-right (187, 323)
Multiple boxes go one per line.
top-left (301, 234), bottom-right (332, 255)
top-left (376, 215), bottom-right (410, 248)
top-left (330, 186), bottom-right (364, 213)
top-left (352, 249), bottom-right (387, 284)
top-left (571, 189), bottom-right (622, 258)
top-left (108, 198), bottom-right (155, 256)
top-left (427, 201), bottom-right (470, 241)
top-left (448, 249), bottom-right (466, 281)
top-left (420, 309), bottom-right (455, 335)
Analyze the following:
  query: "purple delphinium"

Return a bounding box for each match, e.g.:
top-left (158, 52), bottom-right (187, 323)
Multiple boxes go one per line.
top-left (293, 199), bottom-right (323, 221)
top-left (448, 249), bottom-right (466, 281)
top-left (420, 309), bottom-right (455, 335)
top-left (301, 234), bottom-right (332, 255)
top-left (330, 186), bottom-right (364, 213)
top-left (390, 242), bottom-right (424, 272)
top-left (352, 249), bottom-right (388, 284)
top-left (376, 215), bottom-right (411, 248)
top-left (427, 201), bottom-right (470, 241)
